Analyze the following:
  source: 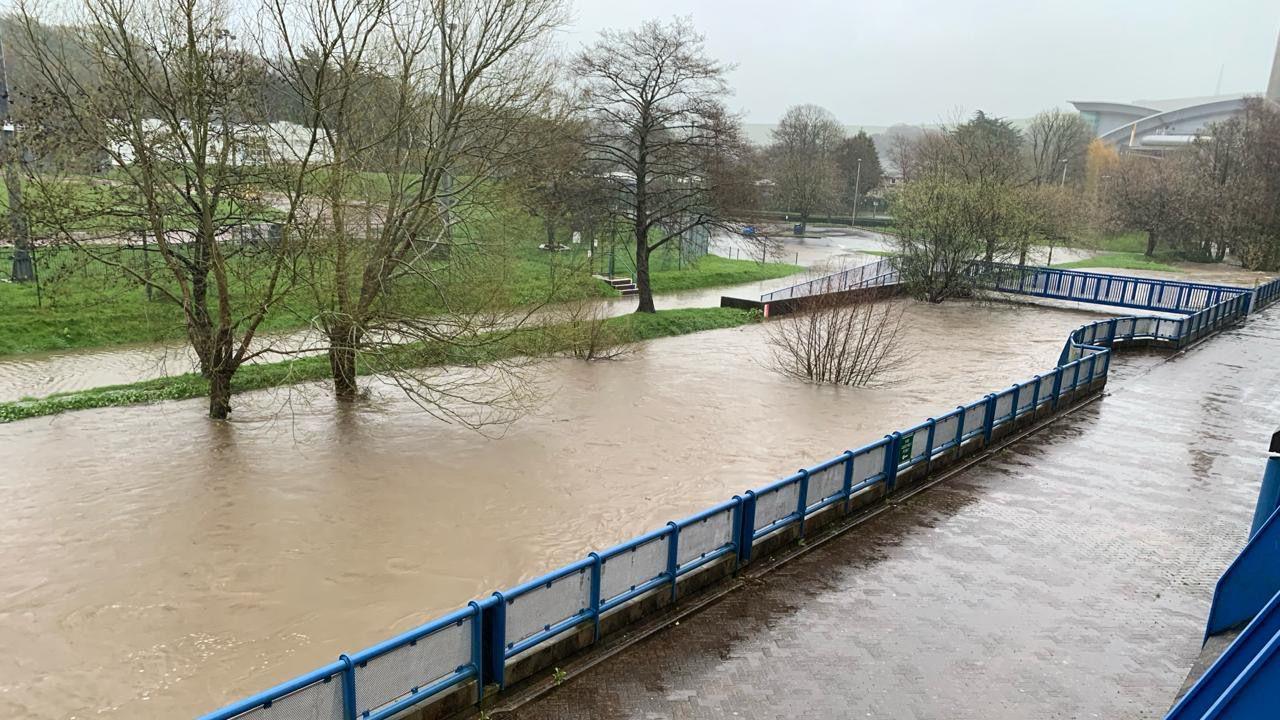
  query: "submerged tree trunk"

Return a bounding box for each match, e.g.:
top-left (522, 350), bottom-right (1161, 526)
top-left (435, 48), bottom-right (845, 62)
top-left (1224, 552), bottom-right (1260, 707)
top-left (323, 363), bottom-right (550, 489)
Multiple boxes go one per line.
top-left (208, 368), bottom-right (233, 420)
top-left (634, 239), bottom-right (655, 313)
top-left (329, 324), bottom-right (362, 401)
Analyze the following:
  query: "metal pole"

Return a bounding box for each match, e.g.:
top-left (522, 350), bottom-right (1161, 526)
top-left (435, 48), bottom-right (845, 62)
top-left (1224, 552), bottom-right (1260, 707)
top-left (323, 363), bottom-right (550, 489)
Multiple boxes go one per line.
top-left (851, 158), bottom-right (862, 228)
top-left (1059, 158), bottom-right (1069, 187)
top-left (0, 29), bottom-right (32, 283)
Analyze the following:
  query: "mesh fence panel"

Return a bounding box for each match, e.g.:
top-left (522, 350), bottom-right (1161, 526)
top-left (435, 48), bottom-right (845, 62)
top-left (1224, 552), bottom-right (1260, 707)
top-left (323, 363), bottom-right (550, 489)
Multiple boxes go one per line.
top-left (1037, 375), bottom-right (1055, 405)
top-left (504, 569), bottom-right (591, 650)
top-left (353, 619), bottom-right (472, 718)
top-left (805, 462), bottom-right (846, 508)
top-left (993, 393), bottom-right (1015, 422)
top-left (963, 405), bottom-right (986, 438)
top-left (753, 482), bottom-right (800, 532)
top-left (1017, 382), bottom-right (1036, 412)
top-left (852, 445), bottom-right (886, 484)
top-left (677, 507), bottom-right (735, 566)
top-left (933, 414), bottom-right (960, 449)
top-left (599, 535), bottom-right (670, 604)
top-left (228, 673), bottom-right (345, 720)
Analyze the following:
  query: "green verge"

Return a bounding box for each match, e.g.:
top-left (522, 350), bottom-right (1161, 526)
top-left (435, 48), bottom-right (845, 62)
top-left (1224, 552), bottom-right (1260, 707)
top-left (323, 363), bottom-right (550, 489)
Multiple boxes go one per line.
top-left (1055, 252), bottom-right (1182, 273)
top-left (649, 255), bottom-right (801, 292)
top-left (0, 307), bottom-right (759, 423)
top-left (0, 247), bottom-right (797, 357)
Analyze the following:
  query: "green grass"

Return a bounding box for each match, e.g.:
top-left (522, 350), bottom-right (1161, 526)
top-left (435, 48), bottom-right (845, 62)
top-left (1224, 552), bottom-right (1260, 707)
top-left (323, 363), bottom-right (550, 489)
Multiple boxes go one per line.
top-left (0, 237), bottom-right (799, 357)
top-left (649, 254), bottom-right (801, 292)
top-left (1055, 252), bottom-right (1182, 273)
top-left (1063, 231), bottom-right (1148, 254)
top-left (0, 307), bottom-right (759, 423)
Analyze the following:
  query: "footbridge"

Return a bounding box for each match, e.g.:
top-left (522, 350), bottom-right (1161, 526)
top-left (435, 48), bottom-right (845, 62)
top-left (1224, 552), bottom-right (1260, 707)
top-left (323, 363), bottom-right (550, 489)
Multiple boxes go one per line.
top-left (199, 265), bottom-right (1280, 720)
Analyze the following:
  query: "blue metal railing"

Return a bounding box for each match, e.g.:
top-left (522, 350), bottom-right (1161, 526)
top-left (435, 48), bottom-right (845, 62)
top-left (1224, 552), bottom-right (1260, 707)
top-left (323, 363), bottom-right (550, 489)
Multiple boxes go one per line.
top-left (761, 257), bottom-right (1271, 320)
top-left (200, 269), bottom-right (1264, 720)
top-left (760, 258), bottom-right (897, 303)
top-left (1166, 445), bottom-right (1280, 720)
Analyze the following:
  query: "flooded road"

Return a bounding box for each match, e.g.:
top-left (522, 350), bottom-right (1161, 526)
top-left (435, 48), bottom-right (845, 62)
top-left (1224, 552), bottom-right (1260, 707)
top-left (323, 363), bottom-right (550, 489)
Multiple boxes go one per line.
top-left (0, 299), bottom-right (1111, 720)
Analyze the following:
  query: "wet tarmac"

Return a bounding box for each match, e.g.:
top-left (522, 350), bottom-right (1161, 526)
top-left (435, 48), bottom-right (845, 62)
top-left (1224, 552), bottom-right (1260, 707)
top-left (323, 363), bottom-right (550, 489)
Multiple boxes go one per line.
top-left (509, 308), bottom-right (1280, 720)
top-left (0, 300), bottom-right (1109, 720)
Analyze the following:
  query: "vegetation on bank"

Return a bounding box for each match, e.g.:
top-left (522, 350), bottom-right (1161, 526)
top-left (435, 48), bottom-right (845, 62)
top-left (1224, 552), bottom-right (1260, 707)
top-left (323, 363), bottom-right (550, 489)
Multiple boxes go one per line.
top-left (0, 242), bottom-right (795, 357)
top-left (1055, 252), bottom-right (1182, 273)
top-left (0, 307), bottom-right (759, 423)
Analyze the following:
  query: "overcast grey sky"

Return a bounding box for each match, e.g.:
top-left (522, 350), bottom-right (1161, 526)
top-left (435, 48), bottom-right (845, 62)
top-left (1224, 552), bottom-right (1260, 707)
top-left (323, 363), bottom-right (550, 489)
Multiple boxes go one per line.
top-left (562, 0), bottom-right (1280, 127)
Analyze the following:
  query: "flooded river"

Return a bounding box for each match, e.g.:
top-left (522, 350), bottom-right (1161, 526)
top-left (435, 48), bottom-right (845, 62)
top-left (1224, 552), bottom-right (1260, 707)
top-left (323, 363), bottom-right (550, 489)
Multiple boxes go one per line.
top-left (0, 298), bottom-right (1112, 720)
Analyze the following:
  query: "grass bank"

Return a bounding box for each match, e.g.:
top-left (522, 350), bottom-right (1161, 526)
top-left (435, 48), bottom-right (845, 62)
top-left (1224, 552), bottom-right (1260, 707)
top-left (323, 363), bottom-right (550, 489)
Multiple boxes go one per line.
top-left (0, 244), bottom-right (797, 357)
top-left (0, 307), bottom-right (759, 423)
top-left (1055, 252), bottom-right (1182, 273)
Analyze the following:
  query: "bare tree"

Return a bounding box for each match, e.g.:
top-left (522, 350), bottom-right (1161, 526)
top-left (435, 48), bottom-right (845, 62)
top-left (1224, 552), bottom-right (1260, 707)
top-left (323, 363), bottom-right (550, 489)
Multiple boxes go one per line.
top-left (766, 292), bottom-right (909, 387)
top-left (1025, 109), bottom-right (1092, 187)
top-left (573, 17), bottom-right (742, 313)
top-left (1103, 155), bottom-right (1194, 258)
top-left (265, 0), bottom-right (568, 416)
top-left (550, 297), bottom-right (634, 360)
top-left (15, 0), bottom-right (309, 419)
top-left (768, 104), bottom-right (844, 234)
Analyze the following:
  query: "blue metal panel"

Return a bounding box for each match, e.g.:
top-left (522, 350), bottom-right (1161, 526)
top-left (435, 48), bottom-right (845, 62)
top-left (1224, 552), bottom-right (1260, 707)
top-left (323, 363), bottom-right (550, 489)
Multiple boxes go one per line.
top-left (1205, 504), bottom-right (1280, 639)
top-left (1167, 590), bottom-right (1280, 720)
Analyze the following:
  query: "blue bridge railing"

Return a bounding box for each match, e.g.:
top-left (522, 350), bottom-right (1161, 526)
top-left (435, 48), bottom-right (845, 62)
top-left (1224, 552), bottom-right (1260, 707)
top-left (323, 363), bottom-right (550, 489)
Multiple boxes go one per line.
top-left (201, 267), bottom-right (1262, 720)
top-left (1166, 440), bottom-right (1280, 720)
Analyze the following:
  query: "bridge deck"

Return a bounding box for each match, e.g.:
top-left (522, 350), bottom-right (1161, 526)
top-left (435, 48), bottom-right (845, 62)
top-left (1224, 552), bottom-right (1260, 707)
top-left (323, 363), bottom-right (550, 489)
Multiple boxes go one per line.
top-left (509, 310), bottom-right (1280, 720)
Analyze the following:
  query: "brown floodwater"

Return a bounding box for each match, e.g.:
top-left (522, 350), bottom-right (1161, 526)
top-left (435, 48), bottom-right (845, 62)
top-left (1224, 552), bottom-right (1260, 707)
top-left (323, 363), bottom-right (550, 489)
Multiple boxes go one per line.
top-left (0, 298), bottom-right (1112, 720)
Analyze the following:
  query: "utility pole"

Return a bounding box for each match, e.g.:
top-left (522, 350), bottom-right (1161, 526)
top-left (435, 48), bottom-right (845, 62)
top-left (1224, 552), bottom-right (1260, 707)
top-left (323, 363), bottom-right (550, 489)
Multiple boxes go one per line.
top-left (0, 29), bottom-right (32, 283)
top-left (850, 157), bottom-right (862, 229)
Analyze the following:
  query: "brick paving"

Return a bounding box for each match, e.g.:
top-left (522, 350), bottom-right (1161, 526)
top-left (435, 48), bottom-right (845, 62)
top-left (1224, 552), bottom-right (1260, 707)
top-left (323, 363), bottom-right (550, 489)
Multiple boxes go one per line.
top-left (511, 311), bottom-right (1280, 720)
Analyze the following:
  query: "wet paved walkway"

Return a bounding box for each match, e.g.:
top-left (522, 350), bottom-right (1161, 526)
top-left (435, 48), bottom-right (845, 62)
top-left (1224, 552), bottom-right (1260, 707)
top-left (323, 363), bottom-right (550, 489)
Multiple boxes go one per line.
top-left (511, 310), bottom-right (1280, 720)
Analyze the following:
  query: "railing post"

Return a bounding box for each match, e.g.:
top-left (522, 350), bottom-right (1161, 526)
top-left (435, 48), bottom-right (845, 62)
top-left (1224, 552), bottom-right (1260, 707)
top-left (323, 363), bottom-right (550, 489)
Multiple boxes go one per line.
top-left (839, 451), bottom-right (855, 514)
top-left (735, 493), bottom-right (756, 565)
top-left (795, 469), bottom-right (810, 538)
top-left (1050, 368), bottom-right (1063, 410)
top-left (478, 594), bottom-right (506, 691)
top-left (466, 601), bottom-right (486, 703)
top-left (982, 394), bottom-right (997, 445)
top-left (339, 655), bottom-right (357, 720)
top-left (923, 419), bottom-right (937, 474)
top-left (665, 522), bottom-right (680, 602)
top-left (587, 555), bottom-right (603, 641)
top-left (884, 433), bottom-right (901, 493)
top-left (1030, 374), bottom-right (1042, 415)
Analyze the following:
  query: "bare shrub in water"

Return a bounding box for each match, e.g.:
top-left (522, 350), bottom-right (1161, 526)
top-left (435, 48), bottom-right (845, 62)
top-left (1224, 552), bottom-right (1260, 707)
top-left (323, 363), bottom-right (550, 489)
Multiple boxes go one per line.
top-left (765, 294), bottom-right (910, 386)
top-left (553, 299), bottom-right (635, 361)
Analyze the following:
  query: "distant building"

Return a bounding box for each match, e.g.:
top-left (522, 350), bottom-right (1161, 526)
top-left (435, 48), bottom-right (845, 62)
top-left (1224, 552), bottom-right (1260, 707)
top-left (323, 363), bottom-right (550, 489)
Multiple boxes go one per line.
top-left (1072, 30), bottom-right (1280, 152)
top-left (109, 119), bottom-right (331, 166)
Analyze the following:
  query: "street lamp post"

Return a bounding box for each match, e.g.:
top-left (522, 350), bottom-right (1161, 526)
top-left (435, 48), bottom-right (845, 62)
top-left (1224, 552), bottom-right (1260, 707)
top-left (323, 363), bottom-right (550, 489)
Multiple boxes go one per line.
top-left (0, 29), bottom-right (32, 284)
top-left (851, 157), bottom-right (862, 228)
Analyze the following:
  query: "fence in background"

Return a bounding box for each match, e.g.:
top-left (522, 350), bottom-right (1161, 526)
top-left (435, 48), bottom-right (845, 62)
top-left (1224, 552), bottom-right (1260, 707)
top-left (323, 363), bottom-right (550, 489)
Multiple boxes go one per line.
top-left (759, 257), bottom-right (1280, 320)
top-left (201, 268), bottom-right (1261, 720)
top-left (759, 257), bottom-right (898, 303)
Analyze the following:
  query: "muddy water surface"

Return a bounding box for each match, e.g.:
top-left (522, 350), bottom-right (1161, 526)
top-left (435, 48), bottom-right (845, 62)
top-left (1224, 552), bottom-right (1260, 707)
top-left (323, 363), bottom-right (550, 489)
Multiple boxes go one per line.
top-left (0, 299), bottom-right (1111, 720)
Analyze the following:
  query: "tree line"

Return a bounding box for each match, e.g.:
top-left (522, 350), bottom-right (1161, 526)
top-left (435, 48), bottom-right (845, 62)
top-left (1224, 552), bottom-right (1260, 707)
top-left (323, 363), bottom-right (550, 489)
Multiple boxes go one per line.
top-left (0, 2), bottom-right (777, 420)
